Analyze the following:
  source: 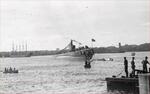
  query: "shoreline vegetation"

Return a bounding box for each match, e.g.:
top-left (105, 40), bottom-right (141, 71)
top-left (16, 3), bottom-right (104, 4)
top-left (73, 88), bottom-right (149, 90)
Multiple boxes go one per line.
top-left (0, 43), bottom-right (150, 57)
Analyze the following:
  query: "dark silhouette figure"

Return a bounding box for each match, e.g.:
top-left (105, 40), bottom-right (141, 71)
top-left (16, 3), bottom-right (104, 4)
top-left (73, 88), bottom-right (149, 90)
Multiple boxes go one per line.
top-left (84, 49), bottom-right (94, 60)
top-left (131, 57), bottom-right (135, 76)
top-left (84, 60), bottom-right (91, 68)
top-left (3, 67), bottom-right (18, 73)
top-left (9, 67), bottom-right (12, 73)
top-left (84, 49), bottom-right (94, 69)
top-left (124, 57), bottom-right (128, 77)
top-left (4, 68), bottom-right (7, 72)
top-left (142, 56), bottom-right (149, 73)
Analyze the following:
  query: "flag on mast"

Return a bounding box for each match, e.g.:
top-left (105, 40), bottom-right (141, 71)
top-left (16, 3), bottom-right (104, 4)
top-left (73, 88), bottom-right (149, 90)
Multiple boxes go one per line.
top-left (91, 38), bottom-right (96, 42)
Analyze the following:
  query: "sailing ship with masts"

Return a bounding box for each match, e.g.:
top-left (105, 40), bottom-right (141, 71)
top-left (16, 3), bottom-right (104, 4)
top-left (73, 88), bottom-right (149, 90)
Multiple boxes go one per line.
top-left (10, 42), bottom-right (31, 57)
top-left (55, 39), bottom-right (95, 60)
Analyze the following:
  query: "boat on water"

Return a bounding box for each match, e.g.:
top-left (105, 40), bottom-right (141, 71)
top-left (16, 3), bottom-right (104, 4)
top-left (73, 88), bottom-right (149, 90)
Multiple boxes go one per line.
top-left (3, 68), bottom-right (19, 74)
top-left (9, 42), bottom-right (31, 58)
top-left (94, 58), bottom-right (113, 61)
top-left (55, 40), bottom-right (94, 60)
top-left (131, 52), bottom-right (136, 56)
top-left (10, 51), bottom-right (31, 57)
top-left (3, 70), bottom-right (18, 73)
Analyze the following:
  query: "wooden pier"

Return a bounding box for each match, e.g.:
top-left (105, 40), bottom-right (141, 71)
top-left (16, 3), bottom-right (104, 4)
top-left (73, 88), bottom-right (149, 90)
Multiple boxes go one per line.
top-left (105, 77), bottom-right (139, 94)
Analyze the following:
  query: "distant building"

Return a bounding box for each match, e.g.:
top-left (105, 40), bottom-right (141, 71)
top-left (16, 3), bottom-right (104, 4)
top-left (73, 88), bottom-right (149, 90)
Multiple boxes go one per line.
top-left (118, 42), bottom-right (124, 53)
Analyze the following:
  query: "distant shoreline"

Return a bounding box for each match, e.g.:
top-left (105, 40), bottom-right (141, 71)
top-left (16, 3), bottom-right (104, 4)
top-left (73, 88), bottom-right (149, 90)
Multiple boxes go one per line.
top-left (0, 43), bottom-right (149, 57)
top-left (95, 50), bottom-right (150, 53)
top-left (0, 51), bottom-right (149, 58)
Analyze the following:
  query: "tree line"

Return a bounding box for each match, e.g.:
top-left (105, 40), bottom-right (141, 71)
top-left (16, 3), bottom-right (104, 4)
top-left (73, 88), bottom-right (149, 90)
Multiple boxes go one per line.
top-left (0, 43), bottom-right (150, 57)
top-left (93, 43), bottom-right (150, 53)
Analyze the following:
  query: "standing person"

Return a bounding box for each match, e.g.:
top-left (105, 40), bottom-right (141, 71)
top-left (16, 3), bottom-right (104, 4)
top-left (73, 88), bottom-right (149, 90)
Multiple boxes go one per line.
top-left (9, 67), bottom-right (12, 72)
top-left (131, 57), bottom-right (135, 76)
top-left (4, 68), bottom-right (7, 72)
top-left (124, 57), bottom-right (128, 77)
top-left (142, 56), bottom-right (149, 73)
top-left (14, 68), bottom-right (16, 71)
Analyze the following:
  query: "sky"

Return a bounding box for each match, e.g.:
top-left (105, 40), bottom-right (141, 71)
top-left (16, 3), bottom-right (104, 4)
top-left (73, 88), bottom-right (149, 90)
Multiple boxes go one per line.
top-left (0, 0), bottom-right (150, 51)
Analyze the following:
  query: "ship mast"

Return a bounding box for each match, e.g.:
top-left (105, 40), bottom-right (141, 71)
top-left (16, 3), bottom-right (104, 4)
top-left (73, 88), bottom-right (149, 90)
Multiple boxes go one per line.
top-left (19, 44), bottom-right (21, 52)
top-left (25, 41), bottom-right (27, 52)
top-left (12, 42), bottom-right (14, 52)
top-left (15, 45), bottom-right (18, 52)
top-left (22, 42), bottom-right (24, 51)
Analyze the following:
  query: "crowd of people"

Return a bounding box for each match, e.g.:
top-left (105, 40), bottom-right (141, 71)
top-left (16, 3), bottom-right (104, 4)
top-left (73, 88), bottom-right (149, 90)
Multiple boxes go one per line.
top-left (84, 49), bottom-right (94, 68)
top-left (4, 67), bottom-right (18, 73)
top-left (124, 56), bottom-right (149, 78)
top-left (84, 49), bottom-right (94, 60)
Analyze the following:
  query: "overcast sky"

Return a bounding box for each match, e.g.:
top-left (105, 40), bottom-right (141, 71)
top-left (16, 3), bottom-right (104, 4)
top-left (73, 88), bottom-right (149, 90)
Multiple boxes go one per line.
top-left (0, 0), bottom-right (150, 51)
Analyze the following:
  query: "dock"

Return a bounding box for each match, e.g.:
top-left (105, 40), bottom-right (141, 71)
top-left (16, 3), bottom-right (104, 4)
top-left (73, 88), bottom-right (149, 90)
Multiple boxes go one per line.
top-left (106, 77), bottom-right (139, 94)
top-left (106, 74), bottom-right (150, 94)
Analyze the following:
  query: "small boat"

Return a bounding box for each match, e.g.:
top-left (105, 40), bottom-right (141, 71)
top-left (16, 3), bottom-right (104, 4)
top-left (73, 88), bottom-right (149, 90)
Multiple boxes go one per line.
top-left (3, 68), bottom-right (19, 74)
top-left (107, 58), bottom-right (114, 61)
top-left (94, 58), bottom-right (113, 61)
top-left (95, 58), bottom-right (106, 61)
top-left (131, 52), bottom-right (136, 56)
top-left (3, 70), bottom-right (18, 74)
top-left (84, 63), bottom-right (91, 68)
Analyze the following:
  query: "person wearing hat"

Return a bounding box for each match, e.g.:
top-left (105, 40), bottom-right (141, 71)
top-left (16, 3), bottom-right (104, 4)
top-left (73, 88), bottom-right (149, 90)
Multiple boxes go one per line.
top-left (124, 57), bottom-right (128, 77)
top-left (131, 57), bottom-right (135, 76)
top-left (142, 56), bottom-right (149, 73)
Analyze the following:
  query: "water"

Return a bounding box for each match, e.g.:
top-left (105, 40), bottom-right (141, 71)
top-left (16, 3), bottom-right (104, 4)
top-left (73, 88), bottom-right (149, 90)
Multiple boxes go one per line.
top-left (0, 52), bottom-right (149, 94)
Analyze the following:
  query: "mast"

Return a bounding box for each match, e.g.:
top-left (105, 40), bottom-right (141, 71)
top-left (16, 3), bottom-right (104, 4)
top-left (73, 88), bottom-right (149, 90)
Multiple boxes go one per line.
top-left (25, 41), bottom-right (27, 52)
top-left (70, 40), bottom-right (73, 51)
top-left (16, 45), bottom-right (18, 52)
top-left (19, 44), bottom-right (21, 52)
top-left (12, 42), bottom-right (14, 52)
top-left (22, 42), bottom-right (24, 51)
